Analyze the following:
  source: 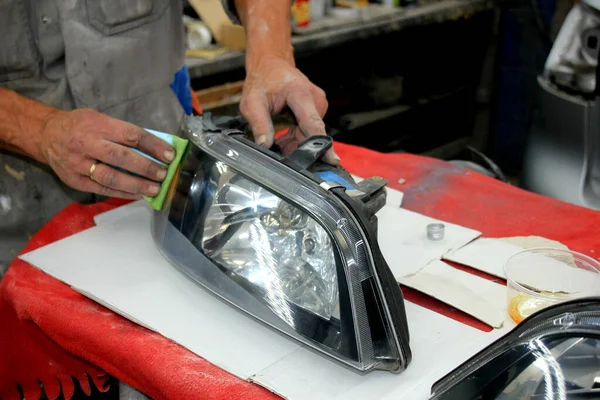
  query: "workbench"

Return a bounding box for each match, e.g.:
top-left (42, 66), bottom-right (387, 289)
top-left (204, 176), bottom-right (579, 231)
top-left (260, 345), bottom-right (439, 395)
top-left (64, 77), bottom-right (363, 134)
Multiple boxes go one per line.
top-left (2, 141), bottom-right (599, 400)
top-left (186, 0), bottom-right (496, 80)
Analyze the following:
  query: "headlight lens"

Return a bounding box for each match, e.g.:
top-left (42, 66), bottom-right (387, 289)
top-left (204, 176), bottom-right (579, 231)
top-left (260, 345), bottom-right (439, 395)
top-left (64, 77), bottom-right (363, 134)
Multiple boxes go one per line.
top-left (430, 298), bottom-right (600, 399)
top-left (199, 166), bottom-right (339, 323)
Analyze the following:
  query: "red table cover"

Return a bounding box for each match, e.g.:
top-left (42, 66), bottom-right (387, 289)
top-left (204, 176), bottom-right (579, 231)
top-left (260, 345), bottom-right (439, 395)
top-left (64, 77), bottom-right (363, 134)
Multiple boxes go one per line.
top-left (2, 142), bottom-right (599, 400)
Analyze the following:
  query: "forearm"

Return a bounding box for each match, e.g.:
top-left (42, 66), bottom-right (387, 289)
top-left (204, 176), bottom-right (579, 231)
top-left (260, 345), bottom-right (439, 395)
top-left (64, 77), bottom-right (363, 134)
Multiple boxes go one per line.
top-left (0, 87), bottom-right (55, 163)
top-left (233, 0), bottom-right (294, 70)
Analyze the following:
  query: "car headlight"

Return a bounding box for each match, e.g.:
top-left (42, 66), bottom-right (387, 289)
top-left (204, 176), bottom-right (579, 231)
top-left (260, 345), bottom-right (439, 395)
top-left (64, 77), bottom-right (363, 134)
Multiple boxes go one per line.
top-left (151, 114), bottom-right (412, 373)
top-left (429, 297), bottom-right (600, 399)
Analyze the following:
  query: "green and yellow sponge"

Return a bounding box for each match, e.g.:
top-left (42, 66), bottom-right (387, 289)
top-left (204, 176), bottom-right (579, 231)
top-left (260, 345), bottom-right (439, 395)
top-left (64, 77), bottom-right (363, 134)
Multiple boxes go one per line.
top-left (140, 129), bottom-right (189, 211)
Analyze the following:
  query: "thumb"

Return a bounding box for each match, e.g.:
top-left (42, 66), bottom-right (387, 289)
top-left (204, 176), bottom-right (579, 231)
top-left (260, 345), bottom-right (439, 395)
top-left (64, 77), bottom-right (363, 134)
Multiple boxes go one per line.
top-left (239, 93), bottom-right (275, 148)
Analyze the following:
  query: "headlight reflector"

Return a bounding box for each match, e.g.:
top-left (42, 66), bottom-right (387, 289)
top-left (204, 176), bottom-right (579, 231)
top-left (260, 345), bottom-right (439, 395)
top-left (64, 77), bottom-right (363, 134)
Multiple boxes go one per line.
top-left (200, 169), bottom-right (339, 323)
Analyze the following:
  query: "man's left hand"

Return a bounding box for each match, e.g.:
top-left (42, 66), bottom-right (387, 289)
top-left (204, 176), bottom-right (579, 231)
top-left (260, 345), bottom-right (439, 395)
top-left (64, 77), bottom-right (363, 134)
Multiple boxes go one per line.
top-left (239, 56), bottom-right (340, 165)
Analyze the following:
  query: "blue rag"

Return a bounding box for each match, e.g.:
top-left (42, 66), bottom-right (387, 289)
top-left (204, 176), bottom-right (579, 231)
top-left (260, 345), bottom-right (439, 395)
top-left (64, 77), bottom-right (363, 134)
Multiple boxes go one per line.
top-left (170, 65), bottom-right (193, 115)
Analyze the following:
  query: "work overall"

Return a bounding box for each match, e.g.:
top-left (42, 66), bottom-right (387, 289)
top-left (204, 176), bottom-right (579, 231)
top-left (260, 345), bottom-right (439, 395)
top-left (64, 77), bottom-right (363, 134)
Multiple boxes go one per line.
top-left (0, 0), bottom-right (187, 274)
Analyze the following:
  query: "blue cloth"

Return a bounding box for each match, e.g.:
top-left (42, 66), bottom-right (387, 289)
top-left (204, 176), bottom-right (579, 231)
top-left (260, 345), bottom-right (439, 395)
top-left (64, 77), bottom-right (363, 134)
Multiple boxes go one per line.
top-left (170, 65), bottom-right (193, 115)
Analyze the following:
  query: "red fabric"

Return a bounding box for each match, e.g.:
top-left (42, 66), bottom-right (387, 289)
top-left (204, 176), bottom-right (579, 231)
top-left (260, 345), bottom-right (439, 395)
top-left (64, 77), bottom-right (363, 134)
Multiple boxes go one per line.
top-left (2, 142), bottom-right (600, 400)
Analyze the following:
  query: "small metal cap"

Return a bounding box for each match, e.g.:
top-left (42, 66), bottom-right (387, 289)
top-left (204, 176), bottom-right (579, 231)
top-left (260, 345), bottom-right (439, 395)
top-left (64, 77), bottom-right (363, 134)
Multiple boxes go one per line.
top-left (427, 223), bottom-right (445, 241)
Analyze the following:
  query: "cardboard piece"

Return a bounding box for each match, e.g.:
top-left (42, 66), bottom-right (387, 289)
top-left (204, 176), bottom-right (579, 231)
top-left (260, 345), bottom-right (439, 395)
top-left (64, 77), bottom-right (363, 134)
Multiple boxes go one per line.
top-left (21, 200), bottom-right (507, 400)
top-left (93, 200), bottom-right (147, 226)
top-left (188, 0), bottom-right (246, 50)
top-left (376, 207), bottom-right (481, 278)
top-left (251, 302), bottom-right (504, 400)
top-left (398, 260), bottom-right (509, 329)
top-left (442, 237), bottom-right (524, 279)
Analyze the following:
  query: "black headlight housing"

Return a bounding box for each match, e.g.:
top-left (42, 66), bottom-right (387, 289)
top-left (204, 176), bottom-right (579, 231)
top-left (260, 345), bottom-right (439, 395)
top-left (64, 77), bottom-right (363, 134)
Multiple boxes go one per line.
top-left (150, 114), bottom-right (412, 373)
top-left (430, 296), bottom-right (600, 399)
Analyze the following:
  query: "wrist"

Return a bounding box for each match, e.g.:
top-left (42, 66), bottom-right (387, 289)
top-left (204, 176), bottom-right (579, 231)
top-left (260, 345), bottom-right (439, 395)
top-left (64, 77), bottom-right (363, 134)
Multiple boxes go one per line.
top-left (246, 48), bottom-right (295, 75)
top-left (237, 1), bottom-right (295, 72)
top-left (36, 108), bottom-right (65, 163)
top-left (0, 88), bottom-right (58, 163)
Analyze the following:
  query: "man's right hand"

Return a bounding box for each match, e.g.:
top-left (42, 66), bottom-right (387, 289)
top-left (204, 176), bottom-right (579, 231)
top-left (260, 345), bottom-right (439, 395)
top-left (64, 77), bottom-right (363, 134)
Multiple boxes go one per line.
top-left (41, 108), bottom-right (175, 199)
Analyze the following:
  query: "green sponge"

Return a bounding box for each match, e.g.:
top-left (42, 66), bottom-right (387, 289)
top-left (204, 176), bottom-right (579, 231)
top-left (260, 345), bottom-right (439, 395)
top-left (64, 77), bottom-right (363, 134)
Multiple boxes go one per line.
top-left (140, 129), bottom-right (189, 211)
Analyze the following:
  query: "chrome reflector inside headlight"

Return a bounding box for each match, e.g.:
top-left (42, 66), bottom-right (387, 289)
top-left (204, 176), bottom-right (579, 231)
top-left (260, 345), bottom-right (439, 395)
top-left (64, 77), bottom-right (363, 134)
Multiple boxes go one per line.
top-left (430, 297), bottom-right (600, 399)
top-left (151, 114), bottom-right (412, 373)
top-left (201, 170), bottom-right (339, 323)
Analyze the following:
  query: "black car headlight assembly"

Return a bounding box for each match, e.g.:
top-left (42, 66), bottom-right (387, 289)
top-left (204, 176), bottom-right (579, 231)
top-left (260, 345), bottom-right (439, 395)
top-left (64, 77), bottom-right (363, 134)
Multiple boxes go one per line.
top-left (150, 115), bottom-right (412, 373)
top-left (430, 297), bottom-right (600, 399)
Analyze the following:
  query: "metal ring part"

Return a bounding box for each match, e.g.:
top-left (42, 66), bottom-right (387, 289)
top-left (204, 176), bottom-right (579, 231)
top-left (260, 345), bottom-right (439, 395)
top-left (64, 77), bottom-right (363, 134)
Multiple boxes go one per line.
top-left (427, 223), bottom-right (445, 241)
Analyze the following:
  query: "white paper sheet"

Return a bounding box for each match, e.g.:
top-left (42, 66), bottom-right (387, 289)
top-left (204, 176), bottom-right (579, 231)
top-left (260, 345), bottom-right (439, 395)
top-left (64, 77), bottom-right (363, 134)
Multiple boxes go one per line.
top-left (21, 202), bottom-right (506, 400)
top-left (22, 209), bottom-right (299, 379)
top-left (442, 237), bottom-right (525, 279)
top-left (376, 207), bottom-right (481, 278)
top-left (93, 199), bottom-right (147, 226)
top-left (252, 302), bottom-right (505, 400)
top-left (398, 261), bottom-right (509, 328)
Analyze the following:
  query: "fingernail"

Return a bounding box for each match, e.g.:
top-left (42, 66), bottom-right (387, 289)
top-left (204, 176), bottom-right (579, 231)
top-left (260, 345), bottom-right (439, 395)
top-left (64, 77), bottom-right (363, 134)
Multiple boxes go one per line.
top-left (256, 135), bottom-right (267, 146)
top-left (164, 149), bottom-right (175, 162)
top-left (157, 168), bottom-right (167, 180)
top-left (323, 150), bottom-right (341, 166)
top-left (148, 184), bottom-right (160, 196)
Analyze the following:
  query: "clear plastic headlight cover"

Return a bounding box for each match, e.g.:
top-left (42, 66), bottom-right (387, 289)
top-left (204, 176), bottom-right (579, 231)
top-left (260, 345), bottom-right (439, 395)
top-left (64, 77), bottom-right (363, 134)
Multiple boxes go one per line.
top-left (201, 174), bottom-right (339, 323)
top-left (430, 297), bottom-right (600, 399)
top-left (151, 115), bottom-right (412, 373)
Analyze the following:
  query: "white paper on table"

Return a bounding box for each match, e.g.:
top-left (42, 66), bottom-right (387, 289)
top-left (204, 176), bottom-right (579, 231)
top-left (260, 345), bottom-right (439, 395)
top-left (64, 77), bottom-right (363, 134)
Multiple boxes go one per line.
top-left (252, 302), bottom-right (506, 400)
top-left (398, 260), bottom-right (508, 329)
top-left (21, 209), bottom-right (300, 380)
top-left (376, 207), bottom-right (482, 278)
top-left (385, 186), bottom-right (404, 209)
top-left (442, 237), bottom-right (525, 279)
top-left (498, 236), bottom-right (569, 251)
top-left (93, 199), bottom-right (147, 226)
top-left (20, 202), bottom-right (507, 400)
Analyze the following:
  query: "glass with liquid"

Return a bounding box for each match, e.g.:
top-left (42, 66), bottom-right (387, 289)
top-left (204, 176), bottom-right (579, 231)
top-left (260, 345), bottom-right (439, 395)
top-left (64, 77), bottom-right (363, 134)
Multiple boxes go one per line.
top-left (504, 248), bottom-right (600, 324)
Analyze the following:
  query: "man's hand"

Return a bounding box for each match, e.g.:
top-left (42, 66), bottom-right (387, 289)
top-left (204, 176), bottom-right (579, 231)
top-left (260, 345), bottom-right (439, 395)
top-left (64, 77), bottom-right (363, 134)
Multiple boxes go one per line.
top-left (240, 56), bottom-right (339, 165)
top-left (40, 109), bottom-right (175, 199)
top-left (233, 0), bottom-right (340, 165)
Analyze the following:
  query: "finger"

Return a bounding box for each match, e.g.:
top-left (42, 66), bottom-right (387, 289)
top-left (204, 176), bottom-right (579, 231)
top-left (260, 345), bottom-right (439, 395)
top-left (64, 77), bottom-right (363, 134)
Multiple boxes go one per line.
top-left (239, 93), bottom-right (275, 148)
top-left (275, 126), bottom-right (304, 155)
top-left (309, 86), bottom-right (339, 165)
top-left (77, 175), bottom-right (143, 200)
top-left (287, 91), bottom-right (340, 166)
top-left (286, 89), bottom-right (327, 138)
top-left (88, 141), bottom-right (168, 182)
top-left (311, 86), bottom-right (329, 117)
top-left (322, 144), bottom-right (341, 166)
top-left (89, 163), bottom-right (161, 196)
top-left (103, 119), bottom-right (175, 164)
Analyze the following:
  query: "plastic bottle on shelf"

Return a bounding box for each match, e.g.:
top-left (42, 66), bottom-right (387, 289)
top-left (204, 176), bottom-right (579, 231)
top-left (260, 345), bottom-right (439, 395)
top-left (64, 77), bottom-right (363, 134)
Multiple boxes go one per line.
top-left (291, 0), bottom-right (311, 27)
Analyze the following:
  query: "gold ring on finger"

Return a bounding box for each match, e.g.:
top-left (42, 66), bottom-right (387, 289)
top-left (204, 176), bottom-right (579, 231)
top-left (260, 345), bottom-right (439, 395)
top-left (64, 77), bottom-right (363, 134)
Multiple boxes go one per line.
top-left (89, 161), bottom-right (99, 181)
